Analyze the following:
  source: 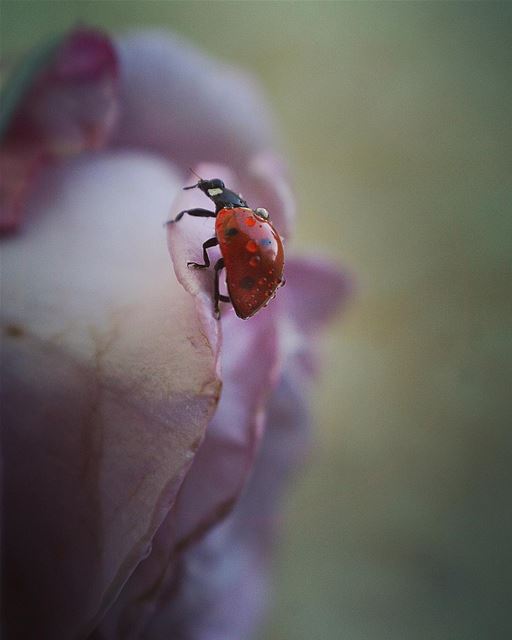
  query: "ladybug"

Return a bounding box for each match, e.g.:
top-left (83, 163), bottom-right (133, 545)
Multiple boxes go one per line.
top-left (170, 176), bottom-right (285, 319)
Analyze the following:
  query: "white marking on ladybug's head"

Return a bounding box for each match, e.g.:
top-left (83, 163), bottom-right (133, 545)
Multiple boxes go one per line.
top-left (208, 188), bottom-right (223, 197)
top-left (254, 207), bottom-right (269, 220)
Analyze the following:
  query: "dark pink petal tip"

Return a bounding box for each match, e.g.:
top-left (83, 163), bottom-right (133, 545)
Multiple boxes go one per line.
top-left (5, 27), bottom-right (119, 148)
top-left (0, 28), bottom-right (119, 234)
top-left (48, 28), bottom-right (118, 82)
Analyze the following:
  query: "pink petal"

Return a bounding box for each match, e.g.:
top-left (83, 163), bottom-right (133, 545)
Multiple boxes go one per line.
top-left (1, 28), bottom-right (118, 234)
top-left (113, 31), bottom-right (277, 169)
top-left (172, 305), bottom-right (281, 549)
top-left (133, 358), bottom-right (313, 640)
top-left (1, 151), bottom-right (220, 638)
top-left (282, 255), bottom-right (354, 333)
top-left (141, 516), bottom-right (271, 640)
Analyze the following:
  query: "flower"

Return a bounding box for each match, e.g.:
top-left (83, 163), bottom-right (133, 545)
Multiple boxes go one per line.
top-left (1, 28), bottom-right (351, 639)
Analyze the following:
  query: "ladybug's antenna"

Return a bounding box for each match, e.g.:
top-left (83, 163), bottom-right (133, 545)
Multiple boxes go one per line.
top-left (190, 167), bottom-right (203, 181)
top-left (183, 167), bottom-right (204, 190)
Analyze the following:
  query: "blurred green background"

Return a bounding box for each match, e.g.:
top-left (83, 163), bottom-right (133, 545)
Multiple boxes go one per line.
top-left (2, 2), bottom-right (511, 638)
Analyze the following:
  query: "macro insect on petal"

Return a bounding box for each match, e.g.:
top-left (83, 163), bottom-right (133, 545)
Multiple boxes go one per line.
top-left (169, 176), bottom-right (285, 319)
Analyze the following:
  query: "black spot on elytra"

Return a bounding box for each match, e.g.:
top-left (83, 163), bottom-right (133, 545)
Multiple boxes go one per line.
top-left (225, 227), bottom-right (239, 237)
top-left (240, 276), bottom-right (255, 290)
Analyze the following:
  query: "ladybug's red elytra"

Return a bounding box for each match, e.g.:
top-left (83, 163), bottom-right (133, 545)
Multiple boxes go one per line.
top-left (169, 177), bottom-right (285, 319)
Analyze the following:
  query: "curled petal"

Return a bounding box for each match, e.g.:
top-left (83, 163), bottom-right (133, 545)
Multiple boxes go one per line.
top-left (1, 151), bottom-right (220, 638)
top-left (113, 31), bottom-right (277, 169)
top-left (166, 164), bottom-right (236, 311)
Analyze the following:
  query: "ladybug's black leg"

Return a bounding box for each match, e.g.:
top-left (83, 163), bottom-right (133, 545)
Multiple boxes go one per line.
top-left (167, 208), bottom-right (216, 224)
top-left (213, 257), bottom-right (230, 317)
top-left (187, 236), bottom-right (218, 269)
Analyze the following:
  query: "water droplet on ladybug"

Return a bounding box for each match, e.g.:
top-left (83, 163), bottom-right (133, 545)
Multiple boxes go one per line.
top-left (249, 255), bottom-right (261, 267)
top-left (246, 240), bottom-right (258, 253)
top-left (254, 207), bottom-right (269, 220)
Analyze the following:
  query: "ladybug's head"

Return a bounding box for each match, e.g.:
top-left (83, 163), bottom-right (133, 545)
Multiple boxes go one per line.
top-left (197, 178), bottom-right (226, 198)
top-left (184, 177), bottom-right (247, 210)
